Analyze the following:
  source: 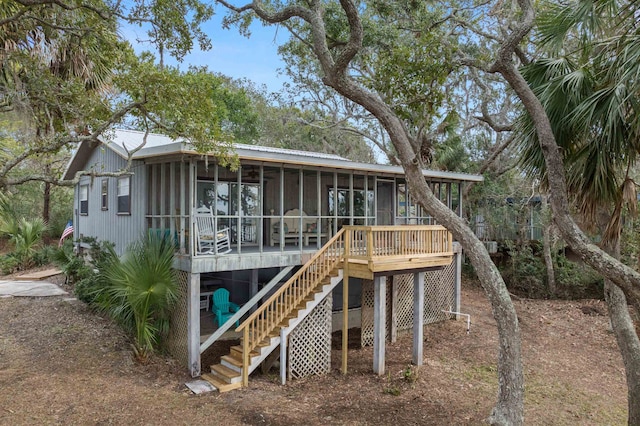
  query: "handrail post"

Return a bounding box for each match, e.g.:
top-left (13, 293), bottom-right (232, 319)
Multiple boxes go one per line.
top-left (242, 327), bottom-right (249, 387)
top-left (344, 228), bottom-right (351, 264)
top-left (366, 228), bottom-right (373, 258)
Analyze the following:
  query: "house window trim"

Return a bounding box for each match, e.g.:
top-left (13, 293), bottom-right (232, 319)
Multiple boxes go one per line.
top-left (79, 184), bottom-right (89, 216)
top-left (117, 176), bottom-right (131, 215)
top-left (101, 179), bottom-right (108, 211)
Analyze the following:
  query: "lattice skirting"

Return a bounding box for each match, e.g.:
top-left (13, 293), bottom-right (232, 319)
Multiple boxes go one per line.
top-left (425, 258), bottom-right (456, 324)
top-left (166, 270), bottom-right (189, 368)
top-left (360, 256), bottom-right (457, 347)
top-left (288, 296), bottom-right (332, 380)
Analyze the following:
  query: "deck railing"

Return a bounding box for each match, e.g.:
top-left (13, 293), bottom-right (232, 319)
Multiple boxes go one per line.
top-left (344, 225), bottom-right (453, 261)
top-left (236, 229), bottom-right (345, 386)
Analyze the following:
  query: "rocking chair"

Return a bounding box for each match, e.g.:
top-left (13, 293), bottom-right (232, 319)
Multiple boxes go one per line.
top-left (194, 208), bottom-right (232, 255)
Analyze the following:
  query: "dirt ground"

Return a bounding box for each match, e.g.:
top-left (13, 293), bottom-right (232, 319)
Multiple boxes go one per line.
top-left (0, 278), bottom-right (627, 425)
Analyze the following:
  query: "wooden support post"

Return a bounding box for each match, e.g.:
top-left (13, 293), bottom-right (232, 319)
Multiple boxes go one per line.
top-left (412, 271), bottom-right (425, 366)
top-left (187, 272), bottom-right (201, 377)
top-left (373, 275), bottom-right (386, 375)
top-left (280, 327), bottom-right (287, 385)
top-left (341, 275), bottom-right (349, 374)
top-left (454, 251), bottom-right (462, 316)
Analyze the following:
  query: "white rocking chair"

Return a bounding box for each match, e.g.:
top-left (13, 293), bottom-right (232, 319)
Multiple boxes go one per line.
top-left (194, 209), bottom-right (232, 255)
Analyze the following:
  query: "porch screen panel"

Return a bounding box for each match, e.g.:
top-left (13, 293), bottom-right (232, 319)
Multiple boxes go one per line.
top-left (353, 175), bottom-right (365, 225)
top-left (215, 166), bottom-right (238, 243)
top-left (239, 165), bottom-right (260, 245)
top-left (303, 170), bottom-right (318, 217)
top-left (303, 170), bottom-right (320, 246)
top-left (367, 176), bottom-right (375, 225)
top-left (330, 173), bottom-right (351, 228)
top-left (263, 166), bottom-right (281, 216)
top-left (320, 171), bottom-right (334, 236)
top-left (264, 166), bottom-right (280, 247)
top-left (396, 181), bottom-right (407, 224)
top-left (451, 182), bottom-right (461, 216)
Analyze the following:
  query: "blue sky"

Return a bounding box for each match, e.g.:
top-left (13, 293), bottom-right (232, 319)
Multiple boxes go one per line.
top-left (122, 12), bottom-right (290, 93)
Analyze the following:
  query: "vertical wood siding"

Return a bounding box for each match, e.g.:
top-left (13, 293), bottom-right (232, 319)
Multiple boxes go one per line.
top-left (75, 147), bottom-right (147, 255)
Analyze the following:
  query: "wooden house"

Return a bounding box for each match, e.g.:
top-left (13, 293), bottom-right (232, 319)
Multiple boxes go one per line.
top-left (63, 129), bottom-right (483, 391)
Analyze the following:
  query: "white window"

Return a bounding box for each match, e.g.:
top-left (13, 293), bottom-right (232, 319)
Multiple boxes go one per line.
top-left (80, 185), bottom-right (89, 215)
top-left (117, 176), bottom-right (130, 214)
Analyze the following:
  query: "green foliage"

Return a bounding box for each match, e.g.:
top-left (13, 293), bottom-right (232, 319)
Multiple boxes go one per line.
top-left (0, 206), bottom-right (48, 271)
top-left (96, 233), bottom-right (178, 360)
top-left (0, 254), bottom-right (19, 275)
top-left (52, 237), bottom-right (116, 304)
top-left (499, 241), bottom-right (603, 299)
top-left (10, 218), bottom-right (48, 266)
top-left (31, 245), bottom-right (55, 267)
top-left (272, 0), bottom-right (462, 165)
top-left (621, 216), bottom-right (640, 272)
top-left (402, 364), bottom-right (419, 385)
top-left (0, 193), bottom-right (19, 237)
top-left (552, 253), bottom-right (603, 300)
top-left (500, 241), bottom-right (547, 298)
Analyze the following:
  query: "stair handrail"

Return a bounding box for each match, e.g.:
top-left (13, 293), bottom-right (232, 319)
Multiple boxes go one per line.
top-left (237, 228), bottom-right (345, 386)
top-left (199, 266), bottom-right (295, 354)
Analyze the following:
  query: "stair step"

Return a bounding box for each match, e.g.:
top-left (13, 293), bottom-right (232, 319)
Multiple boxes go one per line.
top-left (230, 345), bottom-right (260, 359)
top-left (221, 354), bottom-right (243, 369)
top-left (211, 363), bottom-right (242, 384)
top-left (201, 373), bottom-right (242, 393)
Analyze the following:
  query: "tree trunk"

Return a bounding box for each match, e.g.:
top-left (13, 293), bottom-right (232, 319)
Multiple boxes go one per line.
top-left (43, 182), bottom-right (51, 224)
top-left (605, 280), bottom-right (640, 424)
top-left (600, 232), bottom-right (640, 425)
top-left (541, 196), bottom-right (556, 296)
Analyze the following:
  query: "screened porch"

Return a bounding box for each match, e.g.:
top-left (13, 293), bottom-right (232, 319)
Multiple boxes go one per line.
top-left (144, 158), bottom-right (464, 260)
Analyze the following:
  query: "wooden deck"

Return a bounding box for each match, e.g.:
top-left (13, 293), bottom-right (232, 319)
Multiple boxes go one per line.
top-left (343, 225), bottom-right (454, 279)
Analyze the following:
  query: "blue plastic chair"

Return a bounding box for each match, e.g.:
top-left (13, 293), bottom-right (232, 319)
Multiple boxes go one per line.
top-left (212, 288), bottom-right (240, 328)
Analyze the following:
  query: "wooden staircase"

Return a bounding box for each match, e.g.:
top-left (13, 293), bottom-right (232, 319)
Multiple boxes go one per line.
top-left (203, 231), bottom-right (346, 392)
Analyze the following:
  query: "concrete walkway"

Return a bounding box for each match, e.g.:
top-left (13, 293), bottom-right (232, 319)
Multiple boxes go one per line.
top-left (0, 280), bottom-right (68, 297)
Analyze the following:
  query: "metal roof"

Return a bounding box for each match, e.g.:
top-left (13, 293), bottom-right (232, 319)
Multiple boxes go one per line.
top-left (63, 128), bottom-right (484, 182)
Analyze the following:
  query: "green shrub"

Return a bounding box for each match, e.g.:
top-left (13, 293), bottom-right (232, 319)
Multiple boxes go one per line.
top-left (53, 240), bottom-right (91, 285)
top-left (553, 254), bottom-right (603, 299)
top-left (31, 245), bottom-right (55, 267)
top-left (500, 241), bottom-right (547, 298)
top-left (96, 233), bottom-right (177, 361)
top-left (0, 254), bottom-right (19, 275)
top-left (52, 237), bottom-right (117, 305)
top-left (499, 240), bottom-right (604, 299)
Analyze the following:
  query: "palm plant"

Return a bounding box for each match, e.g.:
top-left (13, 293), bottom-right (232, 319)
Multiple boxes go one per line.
top-left (518, 0), bottom-right (640, 238)
top-left (98, 233), bottom-right (178, 361)
top-left (11, 218), bottom-right (48, 267)
top-left (0, 193), bottom-right (19, 237)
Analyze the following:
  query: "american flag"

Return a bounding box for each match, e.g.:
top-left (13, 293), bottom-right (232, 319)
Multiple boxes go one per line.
top-left (58, 220), bottom-right (74, 247)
